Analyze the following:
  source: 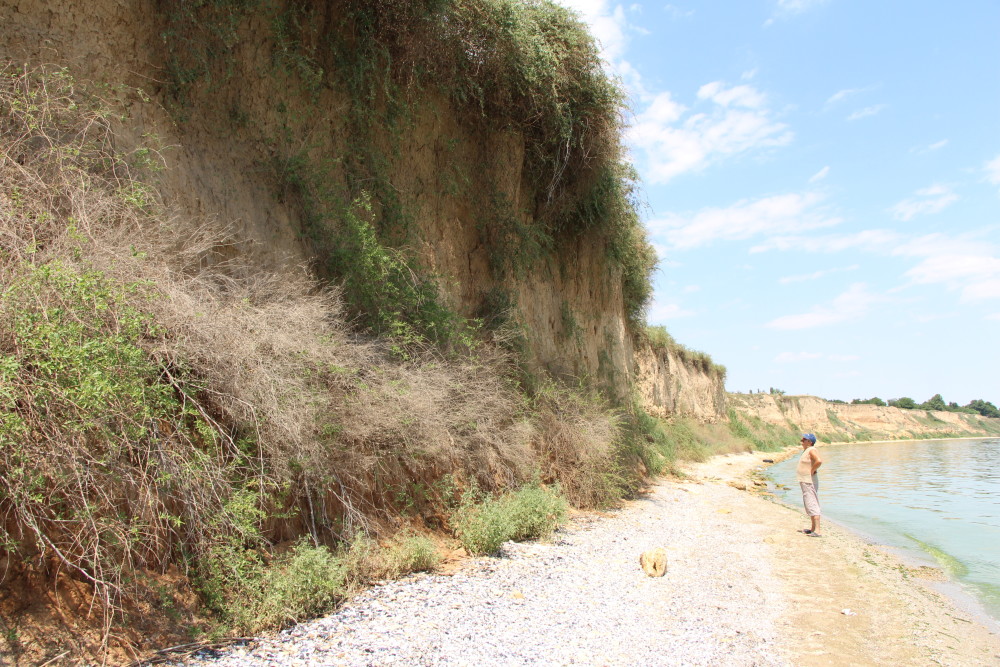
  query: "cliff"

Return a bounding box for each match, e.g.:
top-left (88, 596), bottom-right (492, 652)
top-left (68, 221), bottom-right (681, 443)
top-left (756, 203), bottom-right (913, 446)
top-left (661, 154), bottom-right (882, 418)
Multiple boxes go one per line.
top-left (0, 3), bottom-right (729, 662)
top-left (729, 393), bottom-right (1000, 442)
top-left (0, 0), bottom-right (728, 407)
top-left (635, 346), bottom-right (726, 421)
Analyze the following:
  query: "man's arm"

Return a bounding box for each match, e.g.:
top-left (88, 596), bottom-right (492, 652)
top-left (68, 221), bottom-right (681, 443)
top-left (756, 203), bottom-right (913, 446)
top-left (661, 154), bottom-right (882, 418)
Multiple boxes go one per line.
top-left (810, 448), bottom-right (823, 474)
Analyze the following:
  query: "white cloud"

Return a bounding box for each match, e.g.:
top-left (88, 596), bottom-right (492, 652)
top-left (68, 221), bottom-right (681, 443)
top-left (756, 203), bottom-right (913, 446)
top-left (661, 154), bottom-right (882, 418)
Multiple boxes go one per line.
top-left (911, 139), bottom-right (948, 154)
top-left (765, 0), bottom-right (828, 25)
top-left (963, 279), bottom-right (1000, 302)
top-left (904, 253), bottom-right (1000, 286)
top-left (889, 184), bottom-right (959, 221)
top-left (648, 300), bottom-right (695, 321)
top-left (751, 229), bottom-right (900, 254)
top-left (892, 233), bottom-right (986, 259)
top-left (827, 88), bottom-right (864, 105)
top-left (766, 283), bottom-right (884, 330)
top-left (697, 81), bottom-right (766, 108)
top-left (779, 264), bottom-right (860, 284)
top-left (629, 83), bottom-right (793, 183)
top-left (893, 233), bottom-right (1000, 302)
top-left (664, 4), bottom-right (695, 19)
top-left (826, 84), bottom-right (881, 107)
top-left (986, 313), bottom-right (1000, 321)
top-left (808, 166), bottom-right (830, 183)
top-left (774, 351), bottom-right (823, 363)
top-left (650, 192), bottom-right (840, 250)
top-left (776, 0), bottom-right (827, 12)
top-left (847, 104), bottom-right (887, 121)
top-left (985, 154), bottom-right (1000, 188)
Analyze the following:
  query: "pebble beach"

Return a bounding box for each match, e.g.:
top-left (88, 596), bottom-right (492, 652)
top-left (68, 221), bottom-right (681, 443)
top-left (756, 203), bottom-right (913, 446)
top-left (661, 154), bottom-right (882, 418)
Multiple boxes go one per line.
top-left (173, 452), bottom-right (1000, 667)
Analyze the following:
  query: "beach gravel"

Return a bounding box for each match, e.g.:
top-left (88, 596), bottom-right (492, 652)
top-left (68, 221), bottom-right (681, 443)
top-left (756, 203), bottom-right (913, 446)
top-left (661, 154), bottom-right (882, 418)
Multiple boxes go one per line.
top-left (177, 480), bottom-right (788, 667)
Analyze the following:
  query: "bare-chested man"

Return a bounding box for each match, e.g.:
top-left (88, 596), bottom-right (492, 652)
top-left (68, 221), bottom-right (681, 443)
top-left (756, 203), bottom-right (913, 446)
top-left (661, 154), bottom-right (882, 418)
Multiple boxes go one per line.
top-left (797, 433), bottom-right (823, 537)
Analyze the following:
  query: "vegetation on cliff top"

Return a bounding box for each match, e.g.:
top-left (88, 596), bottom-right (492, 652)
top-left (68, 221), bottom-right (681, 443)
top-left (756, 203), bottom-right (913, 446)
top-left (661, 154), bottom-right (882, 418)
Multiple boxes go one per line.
top-left (644, 325), bottom-right (727, 380)
top-left (852, 395), bottom-right (999, 417)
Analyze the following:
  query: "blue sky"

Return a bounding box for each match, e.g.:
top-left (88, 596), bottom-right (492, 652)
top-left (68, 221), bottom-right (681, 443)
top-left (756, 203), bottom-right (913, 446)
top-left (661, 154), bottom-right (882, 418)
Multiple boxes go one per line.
top-left (557, 0), bottom-right (1000, 405)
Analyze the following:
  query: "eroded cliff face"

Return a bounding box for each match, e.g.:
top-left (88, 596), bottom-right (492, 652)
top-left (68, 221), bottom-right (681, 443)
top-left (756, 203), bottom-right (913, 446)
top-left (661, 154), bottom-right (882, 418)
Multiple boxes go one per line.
top-left (634, 346), bottom-right (726, 421)
top-left (1, 0), bottom-right (723, 417)
top-left (729, 393), bottom-right (1000, 441)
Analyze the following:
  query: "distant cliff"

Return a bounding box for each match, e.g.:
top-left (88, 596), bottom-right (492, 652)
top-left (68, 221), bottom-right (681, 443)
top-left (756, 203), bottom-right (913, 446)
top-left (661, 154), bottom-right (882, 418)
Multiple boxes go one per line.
top-left (729, 393), bottom-right (1000, 442)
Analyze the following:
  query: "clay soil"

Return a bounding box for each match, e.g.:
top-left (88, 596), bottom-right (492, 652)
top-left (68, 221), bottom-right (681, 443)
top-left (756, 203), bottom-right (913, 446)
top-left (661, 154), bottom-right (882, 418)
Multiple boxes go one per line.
top-left (681, 450), bottom-right (1000, 666)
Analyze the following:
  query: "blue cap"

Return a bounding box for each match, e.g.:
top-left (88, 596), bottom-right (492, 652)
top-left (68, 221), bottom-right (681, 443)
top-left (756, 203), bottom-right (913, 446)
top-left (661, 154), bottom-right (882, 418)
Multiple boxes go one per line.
top-left (801, 433), bottom-right (817, 444)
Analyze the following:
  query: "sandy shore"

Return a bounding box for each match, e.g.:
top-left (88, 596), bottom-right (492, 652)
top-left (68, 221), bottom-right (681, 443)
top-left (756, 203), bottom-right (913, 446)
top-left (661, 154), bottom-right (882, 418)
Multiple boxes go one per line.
top-left (681, 450), bottom-right (1000, 666)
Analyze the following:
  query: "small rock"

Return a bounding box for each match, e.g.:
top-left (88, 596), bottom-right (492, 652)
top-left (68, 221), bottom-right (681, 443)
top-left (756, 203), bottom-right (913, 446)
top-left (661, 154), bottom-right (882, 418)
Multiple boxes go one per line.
top-left (639, 547), bottom-right (668, 577)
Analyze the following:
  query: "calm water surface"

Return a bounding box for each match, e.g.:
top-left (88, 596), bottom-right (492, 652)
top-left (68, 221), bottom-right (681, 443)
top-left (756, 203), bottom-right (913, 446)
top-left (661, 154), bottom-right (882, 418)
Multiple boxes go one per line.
top-left (767, 438), bottom-right (1000, 623)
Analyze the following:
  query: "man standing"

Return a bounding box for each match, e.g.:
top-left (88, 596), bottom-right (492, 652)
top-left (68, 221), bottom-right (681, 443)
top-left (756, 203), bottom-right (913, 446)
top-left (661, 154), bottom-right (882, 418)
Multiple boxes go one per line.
top-left (797, 433), bottom-right (823, 537)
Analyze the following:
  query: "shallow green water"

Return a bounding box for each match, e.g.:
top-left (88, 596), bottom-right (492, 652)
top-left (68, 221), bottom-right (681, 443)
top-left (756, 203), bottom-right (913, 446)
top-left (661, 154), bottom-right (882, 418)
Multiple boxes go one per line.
top-left (767, 438), bottom-right (1000, 623)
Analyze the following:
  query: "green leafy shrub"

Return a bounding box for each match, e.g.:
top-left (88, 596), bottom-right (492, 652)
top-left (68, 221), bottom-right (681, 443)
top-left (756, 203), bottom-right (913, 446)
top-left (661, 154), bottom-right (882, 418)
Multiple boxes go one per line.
top-left (0, 259), bottom-right (228, 610)
top-left (200, 537), bottom-right (348, 634)
top-left (320, 193), bottom-right (472, 353)
top-left (452, 484), bottom-right (567, 555)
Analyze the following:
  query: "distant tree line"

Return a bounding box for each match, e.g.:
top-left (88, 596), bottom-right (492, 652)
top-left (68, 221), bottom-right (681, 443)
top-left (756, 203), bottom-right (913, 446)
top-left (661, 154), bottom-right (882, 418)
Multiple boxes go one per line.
top-left (849, 394), bottom-right (1000, 418)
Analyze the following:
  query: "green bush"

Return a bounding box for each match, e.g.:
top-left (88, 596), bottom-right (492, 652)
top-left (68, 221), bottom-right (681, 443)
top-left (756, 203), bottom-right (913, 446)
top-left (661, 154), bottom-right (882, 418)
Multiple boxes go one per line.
top-left (201, 537), bottom-right (348, 634)
top-left (321, 193), bottom-right (473, 353)
top-left (615, 407), bottom-right (672, 481)
top-left (452, 484), bottom-right (567, 555)
top-left (0, 259), bottom-right (227, 609)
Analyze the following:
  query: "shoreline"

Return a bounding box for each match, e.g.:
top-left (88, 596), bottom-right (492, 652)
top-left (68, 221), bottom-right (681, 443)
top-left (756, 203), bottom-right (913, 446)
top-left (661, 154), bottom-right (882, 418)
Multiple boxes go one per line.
top-left (762, 436), bottom-right (1000, 634)
top-left (166, 448), bottom-right (1000, 666)
top-left (682, 451), bottom-right (1000, 665)
top-left (823, 434), bottom-right (1000, 446)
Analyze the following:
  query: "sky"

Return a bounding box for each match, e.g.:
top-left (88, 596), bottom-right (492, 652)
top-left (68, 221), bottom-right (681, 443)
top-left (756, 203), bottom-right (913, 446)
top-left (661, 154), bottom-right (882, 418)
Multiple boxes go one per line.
top-left (555, 0), bottom-right (1000, 405)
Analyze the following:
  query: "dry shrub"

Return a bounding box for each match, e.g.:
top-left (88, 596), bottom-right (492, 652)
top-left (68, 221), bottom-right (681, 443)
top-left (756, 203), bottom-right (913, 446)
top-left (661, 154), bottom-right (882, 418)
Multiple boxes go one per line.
top-left (342, 532), bottom-right (440, 583)
top-left (0, 63), bottom-right (548, 641)
top-left (0, 65), bottom-right (225, 641)
top-left (1, 60), bottom-right (657, 652)
top-left (530, 382), bottom-right (622, 508)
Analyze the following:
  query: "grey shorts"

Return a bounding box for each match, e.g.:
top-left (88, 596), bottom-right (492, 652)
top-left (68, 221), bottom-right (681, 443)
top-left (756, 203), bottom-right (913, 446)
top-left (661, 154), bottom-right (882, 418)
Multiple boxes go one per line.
top-left (800, 481), bottom-right (821, 517)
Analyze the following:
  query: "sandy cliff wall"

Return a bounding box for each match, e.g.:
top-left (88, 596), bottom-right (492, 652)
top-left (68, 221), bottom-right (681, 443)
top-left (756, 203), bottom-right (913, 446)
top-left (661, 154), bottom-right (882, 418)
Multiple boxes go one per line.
top-left (1, 0), bottom-right (722, 418)
top-left (729, 393), bottom-right (1000, 441)
top-left (634, 346), bottom-right (726, 421)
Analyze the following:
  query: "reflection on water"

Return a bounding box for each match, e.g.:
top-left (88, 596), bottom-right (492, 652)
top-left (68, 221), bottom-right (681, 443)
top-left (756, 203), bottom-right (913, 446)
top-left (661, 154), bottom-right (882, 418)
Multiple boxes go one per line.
top-left (767, 438), bottom-right (1000, 621)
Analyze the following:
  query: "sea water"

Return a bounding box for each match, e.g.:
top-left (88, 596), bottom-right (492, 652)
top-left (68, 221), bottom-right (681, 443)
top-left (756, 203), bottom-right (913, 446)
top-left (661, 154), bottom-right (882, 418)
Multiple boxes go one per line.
top-left (766, 437), bottom-right (1000, 624)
